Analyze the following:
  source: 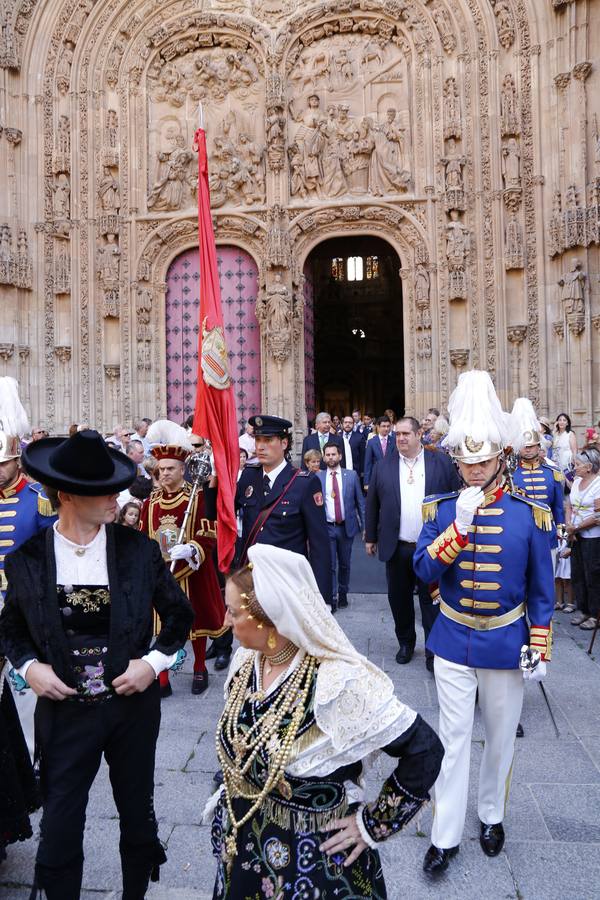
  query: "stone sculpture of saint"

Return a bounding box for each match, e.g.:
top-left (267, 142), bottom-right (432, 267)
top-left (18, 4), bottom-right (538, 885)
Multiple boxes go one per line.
top-left (502, 138), bottom-right (520, 190)
top-left (98, 166), bottom-right (121, 212)
top-left (558, 260), bottom-right (585, 317)
top-left (265, 274), bottom-right (291, 334)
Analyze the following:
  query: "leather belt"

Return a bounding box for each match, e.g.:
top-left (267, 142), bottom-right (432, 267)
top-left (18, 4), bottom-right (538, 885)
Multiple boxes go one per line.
top-left (440, 599), bottom-right (525, 631)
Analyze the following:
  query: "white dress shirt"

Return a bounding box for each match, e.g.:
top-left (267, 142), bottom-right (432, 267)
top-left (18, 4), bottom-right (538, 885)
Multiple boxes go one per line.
top-left (17, 523), bottom-right (176, 681)
top-left (398, 450), bottom-right (426, 542)
top-left (342, 432), bottom-right (354, 470)
top-left (263, 458), bottom-right (288, 489)
top-left (325, 466), bottom-right (345, 524)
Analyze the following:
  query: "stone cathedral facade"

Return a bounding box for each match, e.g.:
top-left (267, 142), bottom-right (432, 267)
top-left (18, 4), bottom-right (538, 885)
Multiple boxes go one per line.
top-left (0, 0), bottom-right (598, 444)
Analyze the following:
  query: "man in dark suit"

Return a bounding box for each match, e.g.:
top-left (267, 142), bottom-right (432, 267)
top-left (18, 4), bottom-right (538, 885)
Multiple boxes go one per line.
top-left (339, 415), bottom-right (366, 476)
top-left (363, 414), bottom-right (395, 488)
top-left (300, 412), bottom-right (340, 470)
top-left (365, 416), bottom-right (461, 670)
top-left (236, 415), bottom-right (332, 605)
top-left (317, 441), bottom-right (365, 610)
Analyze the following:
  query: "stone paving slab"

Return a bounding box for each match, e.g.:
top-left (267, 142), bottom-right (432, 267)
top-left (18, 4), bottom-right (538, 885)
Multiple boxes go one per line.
top-left (2, 593), bottom-right (600, 899)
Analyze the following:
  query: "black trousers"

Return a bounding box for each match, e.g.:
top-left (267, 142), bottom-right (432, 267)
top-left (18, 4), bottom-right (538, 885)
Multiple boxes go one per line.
top-left (571, 536), bottom-right (600, 618)
top-left (385, 540), bottom-right (439, 656)
top-left (34, 682), bottom-right (165, 900)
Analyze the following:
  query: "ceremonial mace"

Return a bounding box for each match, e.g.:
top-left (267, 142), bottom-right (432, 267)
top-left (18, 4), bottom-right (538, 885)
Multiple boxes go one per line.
top-left (170, 442), bottom-right (213, 573)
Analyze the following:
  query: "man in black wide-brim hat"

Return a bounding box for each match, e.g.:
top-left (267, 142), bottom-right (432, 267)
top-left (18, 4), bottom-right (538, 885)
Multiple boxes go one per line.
top-left (0, 430), bottom-right (193, 900)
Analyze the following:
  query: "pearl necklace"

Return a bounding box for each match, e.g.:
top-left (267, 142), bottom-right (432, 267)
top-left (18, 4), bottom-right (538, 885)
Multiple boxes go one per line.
top-left (215, 653), bottom-right (316, 870)
top-left (262, 641), bottom-right (297, 675)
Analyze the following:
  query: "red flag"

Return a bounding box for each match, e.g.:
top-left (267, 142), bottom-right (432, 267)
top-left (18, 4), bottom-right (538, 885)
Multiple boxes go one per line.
top-left (192, 128), bottom-right (239, 572)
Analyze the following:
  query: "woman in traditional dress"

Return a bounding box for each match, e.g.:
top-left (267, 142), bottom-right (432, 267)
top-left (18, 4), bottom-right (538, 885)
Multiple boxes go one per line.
top-left (207, 544), bottom-right (443, 898)
top-left (0, 659), bottom-right (40, 865)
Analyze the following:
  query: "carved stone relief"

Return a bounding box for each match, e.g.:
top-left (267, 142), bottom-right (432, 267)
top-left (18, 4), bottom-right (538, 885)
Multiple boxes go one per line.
top-left (286, 24), bottom-right (413, 203)
top-left (0, 0), bottom-right (598, 433)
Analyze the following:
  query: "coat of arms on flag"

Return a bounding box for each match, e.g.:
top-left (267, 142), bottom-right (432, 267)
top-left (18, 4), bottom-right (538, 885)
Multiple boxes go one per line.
top-left (201, 318), bottom-right (231, 390)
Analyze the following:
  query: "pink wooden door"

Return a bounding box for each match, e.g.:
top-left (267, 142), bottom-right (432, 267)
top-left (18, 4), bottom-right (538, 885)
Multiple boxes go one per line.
top-left (165, 246), bottom-right (261, 428)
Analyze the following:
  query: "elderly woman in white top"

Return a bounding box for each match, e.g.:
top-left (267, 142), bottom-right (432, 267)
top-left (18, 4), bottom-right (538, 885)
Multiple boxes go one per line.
top-left (207, 544), bottom-right (443, 899)
top-left (566, 447), bottom-right (600, 629)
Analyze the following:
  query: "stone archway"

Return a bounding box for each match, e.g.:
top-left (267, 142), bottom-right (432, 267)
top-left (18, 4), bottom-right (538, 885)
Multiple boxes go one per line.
top-left (164, 245), bottom-right (261, 427)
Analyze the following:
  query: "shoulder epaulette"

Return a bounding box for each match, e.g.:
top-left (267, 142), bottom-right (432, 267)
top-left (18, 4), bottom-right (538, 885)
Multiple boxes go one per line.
top-left (28, 483), bottom-right (55, 517)
top-left (551, 467), bottom-right (564, 482)
top-left (297, 470), bottom-right (310, 477)
top-left (422, 491), bottom-right (460, 523)
top-left (510, 490), bottom-right (553, 531)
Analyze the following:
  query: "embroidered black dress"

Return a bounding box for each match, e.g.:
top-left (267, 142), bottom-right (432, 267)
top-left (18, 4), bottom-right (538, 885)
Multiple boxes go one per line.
top-left (212, 661), bottom-right (443, 899)
top-left (0, 663), bottom-right (40, 862)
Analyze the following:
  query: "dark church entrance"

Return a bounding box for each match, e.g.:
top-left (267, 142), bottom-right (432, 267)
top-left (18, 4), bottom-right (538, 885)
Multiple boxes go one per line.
top-left (303, 236), bottom-right (404, 424)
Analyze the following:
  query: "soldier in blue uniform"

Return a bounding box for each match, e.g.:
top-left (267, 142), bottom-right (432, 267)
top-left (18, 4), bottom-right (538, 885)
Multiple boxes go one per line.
top-left (414, 371), bottom-right (554, 876)
top-left (510, 397), bottom-right (565, 560)
top-left (235, 415), bottom-right (333, 607)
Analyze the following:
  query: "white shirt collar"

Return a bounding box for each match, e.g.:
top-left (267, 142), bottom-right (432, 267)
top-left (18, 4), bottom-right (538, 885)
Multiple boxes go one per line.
top-left (263, 458), bottom-right (288, 487)
top-left (399, 448), bottom-right (424, 464)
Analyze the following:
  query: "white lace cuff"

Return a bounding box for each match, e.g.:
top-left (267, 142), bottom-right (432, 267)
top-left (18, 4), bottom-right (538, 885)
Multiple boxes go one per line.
top-left (355, 803), bottom-right (378, 849)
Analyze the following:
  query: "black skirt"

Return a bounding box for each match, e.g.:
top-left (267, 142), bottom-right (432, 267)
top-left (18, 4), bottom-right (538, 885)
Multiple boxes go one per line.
top-left (0, 679), bottom-right (41, 857)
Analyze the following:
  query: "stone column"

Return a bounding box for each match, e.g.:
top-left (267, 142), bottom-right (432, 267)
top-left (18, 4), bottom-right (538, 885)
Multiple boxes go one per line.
top-left (104, 365), bottom-right (121, 432)
top-left (0, 343), bottom-right (15, 376)
top-left (54, 345), bottom-right (72, 432)
top-left (507, 325), bottom-right (527, 400)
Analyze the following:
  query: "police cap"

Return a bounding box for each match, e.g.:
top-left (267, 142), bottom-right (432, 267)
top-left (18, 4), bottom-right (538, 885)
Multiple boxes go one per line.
top-left (249, 415), bottom-right (292, 436)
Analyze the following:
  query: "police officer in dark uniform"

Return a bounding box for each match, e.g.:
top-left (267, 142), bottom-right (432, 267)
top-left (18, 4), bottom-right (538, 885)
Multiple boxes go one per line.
top-left (235, 415), bottom-right (333, 608)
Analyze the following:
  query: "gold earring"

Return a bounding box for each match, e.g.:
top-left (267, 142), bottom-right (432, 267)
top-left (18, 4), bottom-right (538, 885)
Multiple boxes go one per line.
top-left (267, 628), bottom-right (277, 650)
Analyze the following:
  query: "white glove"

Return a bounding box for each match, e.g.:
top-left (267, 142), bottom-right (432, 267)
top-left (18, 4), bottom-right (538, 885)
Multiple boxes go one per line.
top-left (454, 486), bottom-right (485, 534)
top-left (169, 543), bottom-right (200, 570)
top-left (522, 660), bottom-right (547, 682)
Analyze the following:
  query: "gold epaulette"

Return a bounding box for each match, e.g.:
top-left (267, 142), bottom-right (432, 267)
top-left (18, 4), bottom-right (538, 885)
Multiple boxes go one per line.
top-left (37, 494), bottom-right (55, 517)
top-left (510, 491), bottom-right (553, 531)
top-left (28, 484), bottom-right (55, 517)
top-left (422, 492), bottom-right (459, 523)
top-left (552, 468), bottom-right (564, 483)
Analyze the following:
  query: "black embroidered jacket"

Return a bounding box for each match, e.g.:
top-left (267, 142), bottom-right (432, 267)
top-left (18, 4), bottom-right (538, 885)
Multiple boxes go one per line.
top-left (0, 524), bottom-right (193, 688)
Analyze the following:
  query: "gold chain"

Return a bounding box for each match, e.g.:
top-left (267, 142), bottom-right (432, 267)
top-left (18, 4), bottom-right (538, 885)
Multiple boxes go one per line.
top-left (215, 653), bottom-right (316, 868)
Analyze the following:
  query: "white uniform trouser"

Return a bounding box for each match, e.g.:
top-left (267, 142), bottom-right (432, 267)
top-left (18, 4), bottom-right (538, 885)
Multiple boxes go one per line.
top-left (431, 656), bottom-right (524, 849)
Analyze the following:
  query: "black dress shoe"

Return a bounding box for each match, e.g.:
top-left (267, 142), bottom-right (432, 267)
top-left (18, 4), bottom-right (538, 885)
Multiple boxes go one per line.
top-left (160, 681), bottom-right (173, 699)
top-left (423, 844), bottom-right (459, 875)
top-left (338, 593), bottom-right (348, 608)
top-left (395, 645), bottom-right (414, 665)
top-left (426, 655), bottom-right (435, 673)
top-left (214, 653), bottom-right (231, 671)
top-left (191, 671), bottom-right (209, 695)
top-left (480, 821), bottom-right (505, 857)
top-left (327, 603), bottom-right (337, 614)
top-left (205, 643), bottom-right (217, 660)
top-left (516, 722), bottom-right (524, 738)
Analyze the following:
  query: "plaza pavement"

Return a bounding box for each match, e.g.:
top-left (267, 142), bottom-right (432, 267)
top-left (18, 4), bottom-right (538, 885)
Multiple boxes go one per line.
top-left (1, 593), bottom-right (600, 900)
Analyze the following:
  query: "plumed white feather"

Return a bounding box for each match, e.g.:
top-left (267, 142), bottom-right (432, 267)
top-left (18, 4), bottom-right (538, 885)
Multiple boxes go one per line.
top-left (510, 397), bottom-right (541, 453)
top-left (444, 370), bottom-right (510, 449)
top-left (0, 377), bottom-right (30, 436)
top-left (146, 419), bottom-right (192, 451)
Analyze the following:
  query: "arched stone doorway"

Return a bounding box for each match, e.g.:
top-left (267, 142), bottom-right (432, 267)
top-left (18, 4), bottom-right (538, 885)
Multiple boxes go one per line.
top-left (303, 236), bottom-right (404, 423)
top-left (165, 246), bottom-right (261, 426)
